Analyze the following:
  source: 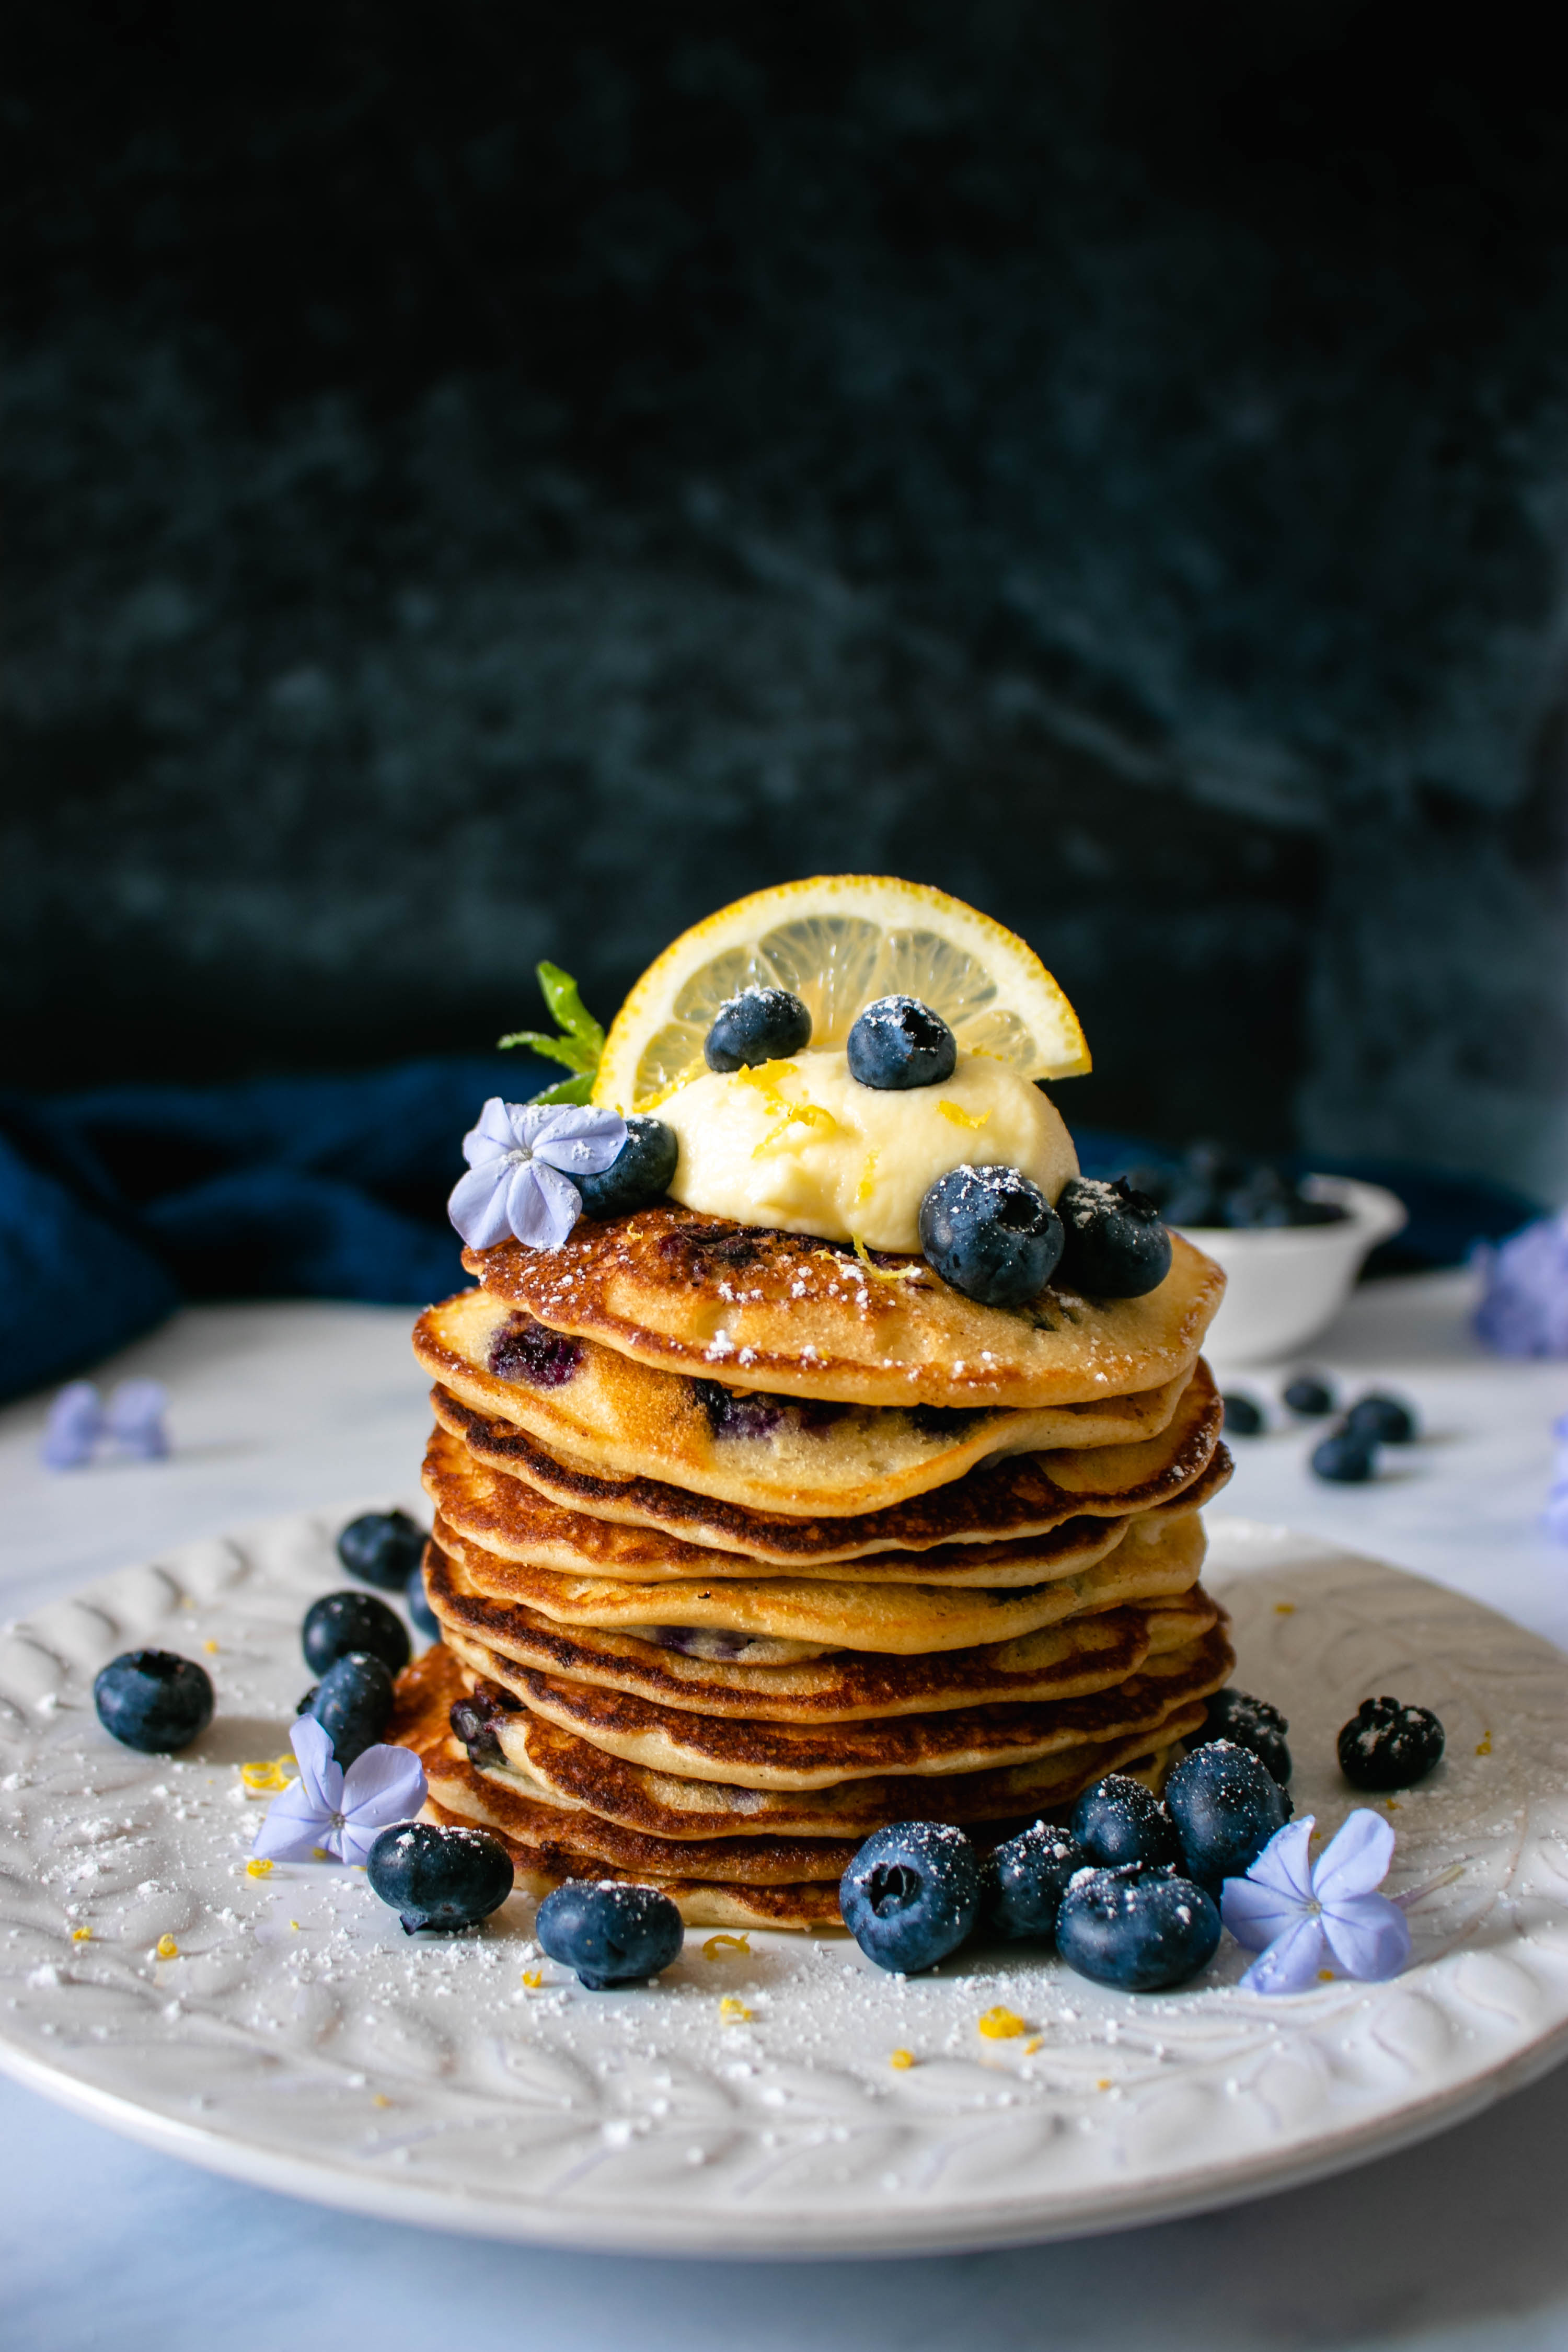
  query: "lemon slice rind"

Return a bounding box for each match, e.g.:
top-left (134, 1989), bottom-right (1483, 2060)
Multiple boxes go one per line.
top-left (593, 875), bottom-right (1090, 1114)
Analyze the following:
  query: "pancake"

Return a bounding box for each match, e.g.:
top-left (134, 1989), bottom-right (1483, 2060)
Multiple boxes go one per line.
top-left (464, 1207), bottom-right (1224, 1409)
top-left (416, 1287), bottom-right (1193, 1517)
top-left (437, 1581), bottom-right (1215, 1724)
top-left (450, 1620), bottom-right (1232, 1789)
top-left (425, 1506), bottom-right (1208, 1661)
top-left (429, 1359), bottom-right (1226, 1564)
top-left (464, 1678), bottom-right (1209, 1835)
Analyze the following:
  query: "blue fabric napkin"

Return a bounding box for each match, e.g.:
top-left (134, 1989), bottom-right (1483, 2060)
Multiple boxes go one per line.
top-left (0, 1068), bottom-right (1540, 1406)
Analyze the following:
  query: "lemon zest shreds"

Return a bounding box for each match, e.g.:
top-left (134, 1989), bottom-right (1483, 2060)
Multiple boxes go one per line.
top-left (889, 2048), bottom-right (916, 2070)
top-left (1476, 1733), bottom-right (1493, 1756)
top-left (937, 1099), bottom-right (990, 1132)
top-left (854, 1150), bottom-right (879, 1205)
top-left (521, 1969), bottom-right (543, 1989)
top-left (155, 1935), bottom-right (179, 1961)
top-left (202, 1639), bottom-right (220, 1654)
top-left (734, 1058), bottom-right (798, 1093)
top-left (1022, 2037), bottom-right (1043, 2056)
top-left (1274, 1602), bottom-right (1296, 1616)
top-left (239, 1757), bottom-right (297, 1795)
top-left (1318, 1968), bottom-right (1334, 1981)
top-left (290, 1921), bottom-right (301, 1932)
top-left (702, 1933), bottom-right (751, 1959)
top-left (245, 1858), bottom-right (274, 1880)
top-left (372, 2093), bottom-right (393, 2108)
top-left (719, 1996), bottom-right (754, 2024)
top-left (753, 1101), bottom-right (839, 1157)
top-left (72, 1926), bottom-right (93, 1942)
top-left (850, 1234), bottom-right (924, 1285)
top-left (1096, 2077), bottom-right (1112, 2090)
top-left (976, 2007), bottom-right (1025, 2040)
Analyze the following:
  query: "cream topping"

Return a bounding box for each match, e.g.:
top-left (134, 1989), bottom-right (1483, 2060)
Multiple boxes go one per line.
top-left (660, 1048), bottom-right (1079, 1251)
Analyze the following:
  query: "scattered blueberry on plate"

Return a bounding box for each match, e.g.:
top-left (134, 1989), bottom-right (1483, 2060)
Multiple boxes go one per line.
top-left (336, 1509), bottom-right (426, 1592)
top-left (93, 1650), bottom-right (214, 1754)
top-left (302, 1590), bottom-right (411, 1678)
top-left (846, 995), bottom-right (957, 1090)
top-left (1071, 1774), bottom-right (1183, 1871)
top-left (919, 1165), bottom-right (1064, 1308)
top-left (1310, 1428), bottom-right (1377, 1484)
top-left (1198, 1688), bottom-right (1292, 1785)
top-left (575, 1114), bottom-right (679, 1217)
top-left (840, 1821), bottom-right (982, 1971)
top-left (1338, 1696), bottom-right (1445, 1790)
top-left (1132, 1145), bottom-right (1348, 1230)
top-left (1165, 1739), bottom-right (1290, 1889)
top-left (1054, 1177), bottom-right (1172, 1299)
top-left (406, 1561), bottom-right (441, 1643)
top-left (1055, 1865), bottom-right (1221, 1991)
top-left (1282, 1373), bottom-right (1335, 1417)
top-left (535, 1880), bottom-right (685, 1988)
top-left (306, 1650), bottom-right (396, 1766)
top-left (1221, 1392), bottom-right (1265, 1438)
top-left (704, 987), bottom-right (812, 1071)
top-left (1345, 1392), bottom-right (1418, 1445)
top-left (982, 1822), bottom-right (1087, 1942)
top-left (366, 1820), bottom-right (515, 1934)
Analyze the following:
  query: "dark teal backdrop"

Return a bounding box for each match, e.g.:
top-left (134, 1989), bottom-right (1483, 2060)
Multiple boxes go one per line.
top-left (5, 4), bottom-right (1566, 1194)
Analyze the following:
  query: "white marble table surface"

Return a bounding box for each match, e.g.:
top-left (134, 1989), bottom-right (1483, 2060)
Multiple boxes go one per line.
top-left (5, 1272), bottom-right (1568, 2351)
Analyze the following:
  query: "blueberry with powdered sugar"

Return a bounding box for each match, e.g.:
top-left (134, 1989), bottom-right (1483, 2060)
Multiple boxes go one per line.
top-left (840, 1821), bottom-right (982, 1972)
top-left (704, 987), bottom-right (812, 1071)
top-left (1054, 1176), bottom-right (1172, 1299)
top-left (536, 1880), bottom-right (684, 1988)
top-left (981, 1821), bottom-right (1087, 1943)
top-left (1166, 1740), bottom-right (1291, 1890)
top-left (1056, 1864), bottom-right (1221, 1992)
top-left (1197, 1688), bottom-right (1292, 1785)
top-left (576, 1114), bottom-right (679, 1219)
top-left (1071, 1773), bottom-right (1183, 1871)
top-left (367, 1820), bottom-right (514, 1935)
top-left (918, 1164), bottom-right (1064, 1308)
top-left (1338, 1696), bottom-right (1445, 1790)
top-left (302, 1590), bottom-right (410, 1678)
top-left (846, 995), bottom-right (957, 1090)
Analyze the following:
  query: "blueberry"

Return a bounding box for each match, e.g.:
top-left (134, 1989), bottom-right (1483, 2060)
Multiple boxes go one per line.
top-left (1311, 1428), bottom-right (1377, 1483)
top-left (1071, 1773), bottom-right (1183, 1871)
top-left (1222, 1392), bottom-right (1265, 1437)
top-left (302, 1590), bottom-right (410, 1678)
top-left (308, 1650), bottom-right (395, 1767)
top-left (1055, 1865), bottom-right (1221, 1992)
top-left (840, 1821), bottom-right (982, 1972)
top-left (406, 1560), bottom-right (441, 1644)
top-left (536, 1879), bottom-right (685, 1988)
top-left (1199, 1688), bottom-right (1292, 1785)
top-left (336, 1508), bottom-right (426, 1592)
top-left (366, 1820), bottom-right (514, 1934)
top-left (1282, 1374), bottom-right (1336, 1417)
top-left (1165, 1740), bottom-right (1290, 1889)
top-left (845, 995), bottom-right (957, 1090)
top-left (449, 1685), bottom-right (519, 1764)
top-left (93, 1650), bottom-right (214, 1754)
top-left (982, 1823), bottom-right (1088, 1942)
top-left (577, 1115), bottom-right (679, 1218)
top-left (1338, 1696), bottom-right (1445, 1790)
top-left (1345, 1392), bottom-right (1418, 1445)
top-left (1055, 1177), bottom-right (1173, 1299)
top-left (489, 1317), bottom-right (584, 1387)
top-left (919, 1165), bottom-right (1064, 1309)
top-left (704, 987), bottom-right (812, 1071)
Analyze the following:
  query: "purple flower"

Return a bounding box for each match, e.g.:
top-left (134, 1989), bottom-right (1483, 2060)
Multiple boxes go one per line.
top-left (447, 1097), bottom-right (627, 1251)
top-left (1473, 1212), bottom-right (1568, 1359)
top-left (105, 1379), bottom-right (170, 1460)
top-left (1221, 1810), bottom-right (1412, 1993)
top-left (250, 1715), bottom-right (427, 1867)
top-left (41, 1381), bottom-right (103, 1471)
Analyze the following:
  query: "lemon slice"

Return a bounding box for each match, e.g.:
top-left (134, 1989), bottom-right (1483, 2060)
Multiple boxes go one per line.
top-left (593, 875), bottom-right (1091, 1113)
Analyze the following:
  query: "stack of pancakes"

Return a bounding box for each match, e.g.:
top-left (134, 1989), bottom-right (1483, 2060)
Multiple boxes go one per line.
top-left (395, 1206), bottom-right (1233, 1929)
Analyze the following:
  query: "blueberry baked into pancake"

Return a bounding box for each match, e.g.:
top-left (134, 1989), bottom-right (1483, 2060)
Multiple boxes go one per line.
top-left (391, 878), bottom-right (1232, 1932)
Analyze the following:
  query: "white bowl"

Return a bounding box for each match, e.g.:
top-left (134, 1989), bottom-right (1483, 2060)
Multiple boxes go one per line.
top-left (1174, 1175), bottom-right (1408, 1365)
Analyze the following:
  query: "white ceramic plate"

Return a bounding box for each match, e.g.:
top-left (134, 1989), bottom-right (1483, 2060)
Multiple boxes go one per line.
top-left (2, 1512), bottom-right (1567, 2256)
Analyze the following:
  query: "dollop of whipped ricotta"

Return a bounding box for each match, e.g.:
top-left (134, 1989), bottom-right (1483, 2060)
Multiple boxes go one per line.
top-left (660, 1049), bottom-right (1079, 1251)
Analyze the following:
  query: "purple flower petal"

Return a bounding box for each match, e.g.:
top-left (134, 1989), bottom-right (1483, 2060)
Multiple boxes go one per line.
top-left (1227, 1815), bottom-right (1317, 1917)
top-left (1222, 1874), bottom-right (1309, 1954)
top-left (1321, 1890), bottom-right (1412, 1981)
top-left (505, 1157), bottom-right (582, 1248)
top-left (40, 1381), bottom-right (102, 1472)
top-left (1312, 1808), bottom-right (1395, 1905)
top-left (338, 1743), bottom-right (428, 1866)
top-left (462, 1097), bottom-right (520, 1168)
top-left (1239, 1911), bottom-right (1329, 1994)
top-left (448, 1160), bottom-right (517, 1250)
top-left (1473, 1213), bottom-right (1568, 1358)
top-left (251, 1777), bottom-right (335, 1863)
top-left (528, 1104), bottom-right (627, 1176)
top-left (289, 1714), bottom-right (343, 1818)
top-left (105, 1379), bottom-right (170, 1459)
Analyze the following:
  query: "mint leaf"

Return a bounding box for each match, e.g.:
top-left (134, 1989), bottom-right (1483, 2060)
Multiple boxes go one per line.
top-left (498, 963), bottom-right (605, 1078)
top-left (527, 1071), bottom-right (595, 1106)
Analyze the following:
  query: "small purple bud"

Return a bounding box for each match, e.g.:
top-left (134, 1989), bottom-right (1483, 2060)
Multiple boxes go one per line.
top-left (41, 1381), bottom-right (103, 1472)
top-left (105, 1379), bottom-right (170, 1460)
